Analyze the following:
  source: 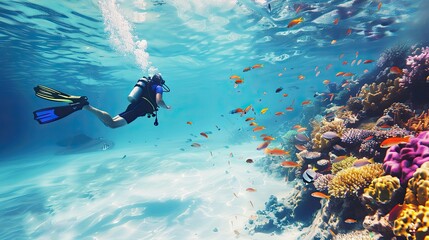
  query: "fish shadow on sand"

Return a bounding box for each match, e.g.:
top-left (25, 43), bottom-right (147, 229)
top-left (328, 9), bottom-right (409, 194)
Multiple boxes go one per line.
top-left (55, 133), bottom-right (114, 155)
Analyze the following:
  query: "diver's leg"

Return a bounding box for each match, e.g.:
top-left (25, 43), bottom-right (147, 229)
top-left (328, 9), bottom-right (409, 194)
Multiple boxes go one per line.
top-left (83, 105), bottom-right (127, 128)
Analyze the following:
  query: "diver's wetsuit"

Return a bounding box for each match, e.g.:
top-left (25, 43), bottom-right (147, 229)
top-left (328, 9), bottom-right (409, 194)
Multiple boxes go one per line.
top-left (119, 84), bottom-right (162, 124)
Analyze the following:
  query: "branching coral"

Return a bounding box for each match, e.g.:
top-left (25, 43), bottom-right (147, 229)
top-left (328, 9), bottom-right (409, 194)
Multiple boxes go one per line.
top-left (331, 156), bottom-right (357, 175)
top-left (407, 110), bottom-right (429, 133)
top-left (328, 163), bottom-right (384, 198)
top-left (310, 118), bottom-right (345, 151)
top-left (355, 78), bottom-right (409, 116)
top-left (314, 174), bottom-right (334, 192)
top-left (364, 175), bottom-right (400, 204)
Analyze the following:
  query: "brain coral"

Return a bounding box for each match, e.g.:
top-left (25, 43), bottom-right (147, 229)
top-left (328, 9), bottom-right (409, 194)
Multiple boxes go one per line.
top-left (383, 131), bottom-right (429, 186)
top-left (364, 175), bottom-right (400, 204)
top-left (328, 163), bottom-right (384, 198)
top-left (393, 162), bottom-right (429, 239)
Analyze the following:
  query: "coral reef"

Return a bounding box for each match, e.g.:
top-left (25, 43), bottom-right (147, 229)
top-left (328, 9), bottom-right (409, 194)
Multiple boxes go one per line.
top-left (383, 102), bottom-right (415, 128)
top-left (393, 162), bottom-right (429, 239)
top-left (247, 195), bottom-right (292, 234)
top-left (377, 44), bottom-right (410, 71)
top-left (314, 174), bottom-right (334, 192)
top-left (341, 128), bottom-right (373, 146)
top-left (328, 163), bottom-right (384, 198)
top-left (401, 46), bottom-right (429, 87)
top-left (383, 131), bottom-right (429, 186)
top-left (363, 209), bottom-right (395, 239)
top-left (331, 156), bottom-right (357, 175)
top-left (407, 110), bottom-right (429, 133)
top-left (334, 230), bottom-right (378, 240)
top-left (310, 118), bottom-right (345, 151)
top-left (352, 78), bottom-right (409, 116)
top-left (363, 175), bottom-right (401, 204)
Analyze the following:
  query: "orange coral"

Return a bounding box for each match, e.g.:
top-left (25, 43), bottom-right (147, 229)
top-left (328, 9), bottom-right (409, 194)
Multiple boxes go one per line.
top-left (407, 110), bottom-right (429, 132)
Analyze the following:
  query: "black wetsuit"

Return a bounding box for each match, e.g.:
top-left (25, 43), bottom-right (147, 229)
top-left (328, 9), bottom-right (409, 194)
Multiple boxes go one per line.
top-left (119, 84), bottom-right (161, 124)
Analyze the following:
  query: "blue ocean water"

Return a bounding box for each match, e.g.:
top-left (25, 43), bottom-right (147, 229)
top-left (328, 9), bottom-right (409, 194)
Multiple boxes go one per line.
top-left (1, 0), bottom-right (428, 239)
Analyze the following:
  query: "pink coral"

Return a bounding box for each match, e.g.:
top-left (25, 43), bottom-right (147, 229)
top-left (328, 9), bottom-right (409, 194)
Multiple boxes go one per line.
top-left (401, 46), bottom-right (429, 87)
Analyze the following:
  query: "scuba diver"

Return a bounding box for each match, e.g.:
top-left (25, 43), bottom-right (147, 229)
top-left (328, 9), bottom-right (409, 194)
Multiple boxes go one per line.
top-left (33, 73), bottom-right (171, 128)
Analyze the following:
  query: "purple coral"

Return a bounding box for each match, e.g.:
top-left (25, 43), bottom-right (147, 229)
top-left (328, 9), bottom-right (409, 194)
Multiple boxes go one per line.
top-left (341, 128), bottom-right (373, 146)
top-left (382, 131), bottom-right (429, 186)
top-left (401, 46), bottom-right (429, 87)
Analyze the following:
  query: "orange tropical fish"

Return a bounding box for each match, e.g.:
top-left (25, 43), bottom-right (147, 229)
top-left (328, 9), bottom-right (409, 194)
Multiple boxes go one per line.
top-left (356, 51), bottom-right (359, 58)
top-left (363, 59), bottom-right (374, 64)
top-left (364, 69), bottom-right (369, 73)
top-left (329, 229), bottom-right (336, 236)
top-left (293, 125), bottom-right (302, 129)
top-left (346, 28), bottom-right (352, 35)
top-left (243, 67), bottom-right (251, 72)
top-left (286, 106), bottom-right (294, 111)
top-left (253, 126), bottom-right (266, 132)
top-left (231, 108), bottom-right (244, 114)
top-left (331, 39), bottom-right (337, 45)
top-left (336, 71), bottom-right (345, 77)
top-left (249, 122), bottom-right (258, 126)
top-left (390, 66), bottom-right (403, 75)
top-left (323, 80), bottom-right (330, 85)
top-left (235, 79), bottom-right (244, 84)
top-left (186, 121), bottom-right (192, 125)
top-left (200, 132), bottom-right (208, 138)
top-left (326, 63), bottom-right (333, 70)
top-left (256, 141), bottom-right (270, 150)
top-left (343, 72), bottom-right (354, 77)
top-left (301, 100), bottom-right (311, 105)
top-left (344, 218), bottom-right (357, 224)
top-left (333, 18), bottom-right (339, 25)
top-left (244, 105), bottom-right (252, 114)
top-left (380, 136), bottom-right (411, 148)
top-left (357, 59), bottom-right (362, 65)
top-left (283, 93), bottom-right (288, 97)
top-left (339, 53), bottom-right (344, 59)
top-left (246, 187), bottom-right (257, 192)
top-left (280, 161), bottom-right (300, 168)
top-left (252, 64), bottom-right (263, 69)
top-left (191, 143), bottom-right (201, 148)
top-left (311, 192), bottom-right (330, 199)
top-left (230, 75), bottom-right (241, 79)
top-left (265, 148), bottom-right (290, 156)
top-left (263, 136), bottom-right (275, 141)
top-left (295, 5), bottom-right (302, 13)
top-left (342, 61), bottom-right (348, 65)
top-left (378, 2), bottom-right (382, 11)
top-left (298, 74), bottom-right (305, 80)
top-left (245, 117), bottom-right (255, 122)
top-left (275, 112), bottom-right (284, 116)
top-left (297, 127), bottom-right (307, 132)
top-left (260, 108), bottom-right (269, 114)
top-left (287, 17), bottom-right (303, 28)
top-left (278, 73), bottom-right (283, 77)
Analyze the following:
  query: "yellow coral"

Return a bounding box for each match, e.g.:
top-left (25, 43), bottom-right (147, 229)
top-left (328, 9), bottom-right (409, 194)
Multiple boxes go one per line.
top-left (364, 175), bottom-right (400, 204)
top-left (331, 156), bottom-right (357, 175)
top-left (357, 78), bottom-right (408, 114)
top-left (394, 162), bottom-right (429, 239)
top-left (407, 110), bottom-right (429, 133)
top-left (310, 117), bottom-right (345, 151)
top-left (328, 163), bottom-right (384, 198)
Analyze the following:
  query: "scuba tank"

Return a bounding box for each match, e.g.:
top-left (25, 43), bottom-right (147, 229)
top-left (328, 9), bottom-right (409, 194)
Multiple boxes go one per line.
top-left (127, 77), bottom-right (148, 103)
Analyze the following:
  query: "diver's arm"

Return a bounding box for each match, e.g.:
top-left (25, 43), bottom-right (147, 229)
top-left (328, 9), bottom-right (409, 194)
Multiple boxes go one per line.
top-left (156, 93), bottom-right (171, 109)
